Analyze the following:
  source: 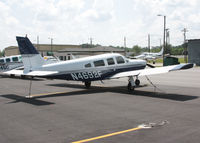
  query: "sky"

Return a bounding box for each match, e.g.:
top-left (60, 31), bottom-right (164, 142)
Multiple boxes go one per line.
top-left (0, 0), bottom-right (200, 50)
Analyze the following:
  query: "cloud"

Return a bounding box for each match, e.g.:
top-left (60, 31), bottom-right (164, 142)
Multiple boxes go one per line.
top-left (57, 0), bottom-right (84, 11)
top-left (77, 0), bottom-right (114, 22)
top-left (79, 9), bottom-right (112, 22)
top-left (0, 0), bottom-right (200, 50)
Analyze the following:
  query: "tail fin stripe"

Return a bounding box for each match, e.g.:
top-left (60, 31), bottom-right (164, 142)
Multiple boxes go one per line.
top-left (16, 37), bottom-right (39, 54)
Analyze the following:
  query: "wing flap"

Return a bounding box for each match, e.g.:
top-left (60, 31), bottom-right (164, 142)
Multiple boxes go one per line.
top-left (110, 63), bottom-right (193, 79)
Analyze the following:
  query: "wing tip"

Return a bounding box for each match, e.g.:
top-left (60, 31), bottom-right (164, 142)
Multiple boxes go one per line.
top-left (180, 63), bottom-right (194, 70)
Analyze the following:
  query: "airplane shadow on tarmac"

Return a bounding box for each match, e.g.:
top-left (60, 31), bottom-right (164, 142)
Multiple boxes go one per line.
top-left (43, 83), bottom-right (198, 102)
top-left (0, 83), bottom-right (198, 106)
top-left (0, 94), bottom-right (55, 106)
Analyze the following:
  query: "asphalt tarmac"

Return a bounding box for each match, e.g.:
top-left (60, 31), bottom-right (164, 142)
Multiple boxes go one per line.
top-left (0, 67), bottom-right (200, 143)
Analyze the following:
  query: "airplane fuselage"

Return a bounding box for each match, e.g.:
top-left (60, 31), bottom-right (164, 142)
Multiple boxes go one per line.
top-left (36, 53), bottom-right (146, 81)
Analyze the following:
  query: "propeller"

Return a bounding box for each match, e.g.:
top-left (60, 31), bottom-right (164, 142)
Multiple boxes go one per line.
top-left (146, 63), bottom-right (155, 68)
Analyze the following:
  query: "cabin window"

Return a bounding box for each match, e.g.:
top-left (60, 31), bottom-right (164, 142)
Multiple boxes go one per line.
top-left (59, 56), bottom-right (64, 61)
top-left (0, 59), bottom-right (4, 63)
top-left (12, 57), bottom-right (18, 62)
top-left (107, 58), bottom-right (115, 65)
top-left (64, 56), bottom-right (67, 61)
top-left (85, 63), bottom-right (92, 68)
top-left (6, 58), bottom-right (11, 63)
top-left (94, 60), bottom-right (105, 67)
top-left (116, 56), bottom-right (125, 64)
top-left (68, 55), bottom-right (70, 60)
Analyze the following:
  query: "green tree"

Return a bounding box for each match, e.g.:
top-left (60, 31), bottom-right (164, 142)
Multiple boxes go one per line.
top-left (171, 45), bottom-right (184, 55)
top-left (132, 45), bottom-right (142, 55)
top-left (165, 44), bottom-right (172, 55)
top-left (151, 46), bottom-right (161, 53)
top-left (0, 49), bottom-right (5, 57)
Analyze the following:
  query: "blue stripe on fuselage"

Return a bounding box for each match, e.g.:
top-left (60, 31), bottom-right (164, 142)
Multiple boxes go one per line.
top-left (42, 64), bottom-right (145, 81)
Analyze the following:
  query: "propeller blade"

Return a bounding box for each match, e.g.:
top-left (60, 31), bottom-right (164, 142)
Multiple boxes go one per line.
top-left (146, 63), bottom-right (155, 68)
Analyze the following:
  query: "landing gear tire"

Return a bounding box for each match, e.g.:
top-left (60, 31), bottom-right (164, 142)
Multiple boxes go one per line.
top-left (10, 74), bottom-right (15, 78)
top-left (21, 75), bottom-right (26, 79)
top-left (135, 79), bottom-right (140, 86)
top-left (85, 81), bottom-right (91, 89)
top-left (127, 82), bottom-right (135, 91)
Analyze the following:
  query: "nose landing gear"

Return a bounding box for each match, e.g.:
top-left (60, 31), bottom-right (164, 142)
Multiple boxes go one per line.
top-left (128, 82), bottom-right (135, 91)
top-left (127, 76), bottom-right (135, 91)
top-left (127, 76), bottom-right (141, 91)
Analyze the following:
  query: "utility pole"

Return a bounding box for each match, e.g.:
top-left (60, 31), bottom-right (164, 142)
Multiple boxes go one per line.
top-left (160, 38), bottom-right (162, 47)
top-left (182, 28), bottom-right (188, 63)
top-left (124, 37), bottom-right (126, 56)
top-left (48, 37), bottom-right (53, 55)
top-left (163, 16), bottom-right (166, 66)
top-left (148, 34), bottom-right (150, 53)
top-left (50, 38), bottom-right (53, 53)
top-left (157, 14), bottom-right (166, 66)
top-left (90, 37), bottom-right (93, 47)
top-left (37, 36), bottom-right (39, 52)
top-left (166, 29), bottom-right (170, 45)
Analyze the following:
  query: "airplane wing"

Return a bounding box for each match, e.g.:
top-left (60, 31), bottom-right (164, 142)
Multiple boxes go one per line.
top-left (109, 63), bottom-right (193, 79)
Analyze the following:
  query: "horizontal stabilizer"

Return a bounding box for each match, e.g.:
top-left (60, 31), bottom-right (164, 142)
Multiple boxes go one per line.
top-left (3, 69), bottom-right (58, 77)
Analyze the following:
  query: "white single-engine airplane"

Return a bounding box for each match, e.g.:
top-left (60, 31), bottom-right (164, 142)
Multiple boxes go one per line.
top-left (3, 36), bottom-right (193, 91)
top-left (134, 46), bottom-right (163, 60)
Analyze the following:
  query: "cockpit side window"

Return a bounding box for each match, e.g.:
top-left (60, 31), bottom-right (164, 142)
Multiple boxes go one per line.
top-left (94, 60), bottom-right (105, 67)
top-left (116, 56), bottom-right (125, 64)
top-left (12, 57), bottom-right (18, 62)
top-left (6, 58), bottom-right (11, 63)
top-left (0, 59), bottom-right (4, 63)
top-left (107, 58), bottom-right (115, 65)
top-left (85, 63), bottom-right (92, 68)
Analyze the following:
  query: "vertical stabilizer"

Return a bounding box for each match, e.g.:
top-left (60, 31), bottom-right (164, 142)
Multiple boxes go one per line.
top-left (16, 36), bottom-right (45, 73)
top-left (157, 46), bottom-right (164, 56)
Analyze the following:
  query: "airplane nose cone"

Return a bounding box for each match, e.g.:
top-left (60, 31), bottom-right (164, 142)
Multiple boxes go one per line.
top-left (130, 59), bottom-right (146, 66)
top-left (138, 59), bottom-right (146, 66)
top-left (143, 60), bottom-right (147, 65)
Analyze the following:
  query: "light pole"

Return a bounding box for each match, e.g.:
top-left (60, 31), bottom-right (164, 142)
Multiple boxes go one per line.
top-left (182, 28), bottom-right (188, 63)
top-left (48, 37), bottom-right (53, 55)
top-left (124, 36), bottom-right (127, 57)
top-left (37, 36), bottom-right (39, 52)
top-left (157, 14), bottom-right (166, 66)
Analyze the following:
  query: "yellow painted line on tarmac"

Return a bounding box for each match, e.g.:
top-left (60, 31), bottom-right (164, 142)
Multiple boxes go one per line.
top-left (30, 85), bottom-right (104, 98)
top-left (72, 127), bottom-right (141, 143)
top-left (30, 91), bottom-right (69, 97)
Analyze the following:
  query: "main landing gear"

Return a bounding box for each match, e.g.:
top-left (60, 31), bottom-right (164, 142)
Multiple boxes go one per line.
top-left (127, 76), bottom-right (140, 91)
top-left (85, 81), bottom-right (91, 89)
top-left (135, 79), bottom-right (140, 86)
